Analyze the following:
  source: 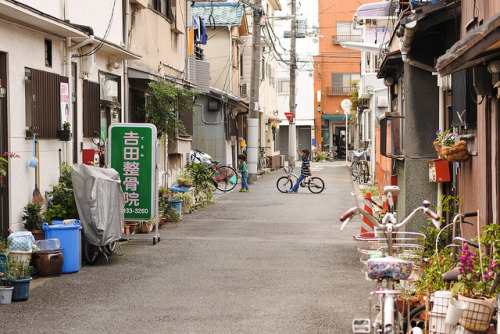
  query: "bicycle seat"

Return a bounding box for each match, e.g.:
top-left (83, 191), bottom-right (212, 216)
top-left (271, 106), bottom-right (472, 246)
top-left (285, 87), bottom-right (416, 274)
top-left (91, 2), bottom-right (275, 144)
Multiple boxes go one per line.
top-left (383, 186), bottom-right (400, 197)
top-left (366, 257), bottom-right (413, 280)
top-left (442, 267), bottom-right (460, 282)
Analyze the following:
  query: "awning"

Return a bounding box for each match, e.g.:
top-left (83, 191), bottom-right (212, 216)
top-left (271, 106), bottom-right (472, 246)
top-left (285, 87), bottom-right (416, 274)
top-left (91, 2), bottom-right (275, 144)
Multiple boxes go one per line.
top-left (321, 114), bottom-right (352, 120)
top-left (340, 42), bottom-right (384, 53)
top-left (354, 1), bottom-right (397, 20)
top-left (436, 13), bottom-right (500, 76)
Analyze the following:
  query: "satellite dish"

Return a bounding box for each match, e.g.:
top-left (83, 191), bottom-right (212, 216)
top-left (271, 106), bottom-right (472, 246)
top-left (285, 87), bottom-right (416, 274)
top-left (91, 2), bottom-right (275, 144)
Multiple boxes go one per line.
top-left (341, 99), bottom-right (352, 112)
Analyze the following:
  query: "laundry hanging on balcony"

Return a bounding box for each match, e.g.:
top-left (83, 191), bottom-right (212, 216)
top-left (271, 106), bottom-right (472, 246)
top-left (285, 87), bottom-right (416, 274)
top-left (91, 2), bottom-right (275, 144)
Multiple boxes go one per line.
top-left (192, 15), bottom-right (207, 45)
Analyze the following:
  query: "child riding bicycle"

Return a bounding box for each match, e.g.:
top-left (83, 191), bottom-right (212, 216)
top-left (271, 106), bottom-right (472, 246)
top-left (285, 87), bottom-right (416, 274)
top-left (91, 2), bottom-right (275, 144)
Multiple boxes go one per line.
top-left (287, 148), bottom-right (311, 194)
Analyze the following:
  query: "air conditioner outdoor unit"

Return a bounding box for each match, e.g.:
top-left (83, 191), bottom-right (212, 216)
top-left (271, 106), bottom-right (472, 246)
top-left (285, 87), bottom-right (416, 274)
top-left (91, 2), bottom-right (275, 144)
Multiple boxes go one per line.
top-left (240, 83), bottom-right (248, 97)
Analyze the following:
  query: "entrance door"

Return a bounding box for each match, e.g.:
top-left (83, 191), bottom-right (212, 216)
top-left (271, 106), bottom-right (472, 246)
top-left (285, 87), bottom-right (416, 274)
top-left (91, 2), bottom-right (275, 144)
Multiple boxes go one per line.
top-left (0, 52), bottom-right (8, 238)
top-left (298, 126), bottom-right (311, 153)
top-left (335, 127), bottom-right (346, 159)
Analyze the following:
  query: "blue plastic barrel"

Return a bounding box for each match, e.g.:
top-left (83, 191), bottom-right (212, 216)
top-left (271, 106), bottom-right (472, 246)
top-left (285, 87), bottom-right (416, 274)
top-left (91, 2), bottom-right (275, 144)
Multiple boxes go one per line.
top-left (42, 220), bottom-right (82, 274)
top-left (169, 200), bottom-right (183, 219)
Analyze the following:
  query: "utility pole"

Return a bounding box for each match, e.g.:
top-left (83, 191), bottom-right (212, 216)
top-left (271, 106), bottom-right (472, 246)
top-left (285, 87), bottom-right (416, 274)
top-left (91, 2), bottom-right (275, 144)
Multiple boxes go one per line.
top-left (287, 0), bottom-right (297, 165)
top-left (248, 0), bottom-right (263, 184)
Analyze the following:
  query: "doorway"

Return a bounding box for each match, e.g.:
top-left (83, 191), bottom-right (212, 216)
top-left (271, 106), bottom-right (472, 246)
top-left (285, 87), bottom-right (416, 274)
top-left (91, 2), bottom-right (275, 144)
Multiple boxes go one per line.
top-left (0, 52), bottom-right (9, 238)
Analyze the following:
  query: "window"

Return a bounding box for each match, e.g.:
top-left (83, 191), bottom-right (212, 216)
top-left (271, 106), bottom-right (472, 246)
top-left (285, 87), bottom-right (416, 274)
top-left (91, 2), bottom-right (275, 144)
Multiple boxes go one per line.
top-left (25, 68), bottom-right (68, 138)
top-left (334, 22), bottom-right (362, 43)
top-left (44, 39), bottom-right (52, 67)
top-left (149, 0), bottom-right (173, 21)
top-left (240, 53), bottom-right (244, 78)
top-left (278, 80), bottom-right (290, 94)
top-left (328, 73), bottom-right (360, 95)
top-left (83, 72), bottom-right (121, 139)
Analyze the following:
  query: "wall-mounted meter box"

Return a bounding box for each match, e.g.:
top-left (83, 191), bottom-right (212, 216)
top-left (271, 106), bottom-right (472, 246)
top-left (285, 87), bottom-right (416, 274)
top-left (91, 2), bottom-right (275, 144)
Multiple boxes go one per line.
top-left (427, 159), bottom-right (450, 183)
top-left (82, 149), bottom-right (100, 166)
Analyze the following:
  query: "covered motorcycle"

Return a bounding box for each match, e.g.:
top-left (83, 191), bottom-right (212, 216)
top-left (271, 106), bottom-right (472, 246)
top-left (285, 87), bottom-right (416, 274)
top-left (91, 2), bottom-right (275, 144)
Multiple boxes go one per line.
top-left (71, 164), bottom-right (124, 246)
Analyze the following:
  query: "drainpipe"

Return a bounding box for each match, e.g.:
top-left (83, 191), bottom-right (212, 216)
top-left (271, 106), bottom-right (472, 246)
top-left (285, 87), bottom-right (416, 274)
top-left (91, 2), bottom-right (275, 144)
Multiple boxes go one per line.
top-left (399, 21), bottom-right (435, 72)
top-left (123, 0), bottom-right (129, 123)
top-left (437, 79), bottom-right (446, 217)
top-left (67, 36), bottom-right (95, 52)
top-left (65, 37), bottom-right (73, 164)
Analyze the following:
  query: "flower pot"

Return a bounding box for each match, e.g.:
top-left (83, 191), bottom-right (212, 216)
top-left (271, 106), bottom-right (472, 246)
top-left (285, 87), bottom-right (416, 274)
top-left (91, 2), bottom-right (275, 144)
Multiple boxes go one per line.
top-left (126, 223), bottom-right (138, 234)
top-left (444, 140), bottom-right (469, 162)
top-left (0, 286), bottom-right (14, 305)
top-left (31, 229), bottom-right (45, 241)
top-left (57, 130), bottom-right (72, 141)
top-left (1, 277), bottom-right (32, 301)
top-left (9, 250), bottom-right (32, 263)
top-left (32, 249), bottom-right (63, 277)
top-left (458, 294), bottom-right (495, 331)
top-left (140, 223), bottom-right (153, 233)
top-left (124, 225), bottom-right (131, 234)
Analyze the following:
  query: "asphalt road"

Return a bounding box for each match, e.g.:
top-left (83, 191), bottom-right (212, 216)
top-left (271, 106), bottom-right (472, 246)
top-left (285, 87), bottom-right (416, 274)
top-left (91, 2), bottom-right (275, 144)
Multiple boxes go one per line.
top-left (0, 161), bottom-right (373, 334)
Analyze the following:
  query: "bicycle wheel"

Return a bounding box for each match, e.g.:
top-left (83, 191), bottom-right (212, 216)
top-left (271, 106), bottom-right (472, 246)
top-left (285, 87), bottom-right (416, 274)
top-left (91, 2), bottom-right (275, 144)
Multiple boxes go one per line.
top-left (308, 177), bottom-right (325, 194)
top-left (214, 165), bottom-right (238, 192)
top-left (105, 241), bottom-right (118, 254)
top-left (362, 162), bottom-right (370, 183)
top-left (276, 176), bottom-right (293, 193)
top-left (350, 161), bottom-right (359, 182)
top-left (262, 156), bottom-right (269, 169)
top-left (403, 304), bottom-right (426, 332)
top-left (83, 238), bottom-right (100, 265)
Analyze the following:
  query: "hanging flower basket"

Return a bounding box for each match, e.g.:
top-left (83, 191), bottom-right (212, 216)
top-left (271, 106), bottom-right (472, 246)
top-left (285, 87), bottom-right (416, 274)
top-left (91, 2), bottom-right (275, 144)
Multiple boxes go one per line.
top-left (442, 140), bottom-right (468, 162)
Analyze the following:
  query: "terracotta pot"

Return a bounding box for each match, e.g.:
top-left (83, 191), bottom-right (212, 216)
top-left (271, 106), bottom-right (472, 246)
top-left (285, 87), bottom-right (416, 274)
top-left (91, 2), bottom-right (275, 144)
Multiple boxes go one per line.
top-left (123, 225), bottom-right (131, 234)
top-left (140, 223), bottom-right (153, 233)
top-left (126, 223), bottom-right (138, 234)
top-left (31, 230), bottom-right (45, 241)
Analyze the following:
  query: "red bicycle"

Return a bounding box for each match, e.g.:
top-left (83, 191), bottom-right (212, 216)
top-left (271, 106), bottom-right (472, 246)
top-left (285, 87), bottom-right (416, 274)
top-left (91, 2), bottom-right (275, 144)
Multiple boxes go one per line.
top-left (190, 150), bottom-right (238, 192)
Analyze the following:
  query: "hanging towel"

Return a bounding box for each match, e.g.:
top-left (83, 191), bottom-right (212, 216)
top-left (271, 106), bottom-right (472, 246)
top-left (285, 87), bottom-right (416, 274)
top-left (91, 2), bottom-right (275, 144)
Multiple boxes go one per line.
top-left (199, 17), bottom-right (208, 45)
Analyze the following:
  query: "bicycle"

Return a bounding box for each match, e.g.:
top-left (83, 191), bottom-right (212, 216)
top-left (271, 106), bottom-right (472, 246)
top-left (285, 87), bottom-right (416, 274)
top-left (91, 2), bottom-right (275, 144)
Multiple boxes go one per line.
top-left (350, 149), bottom-right (370, 184)
top-left (258, 146), bottom-right (270, 170)
top-left (339, 185), bottom-right (440, 334)
top-left (276, 164), bottom-right (325, 194)
top-left (190, 149), bottom-right (238, 192)
top-left (405, 211), bottom-right (499, 333)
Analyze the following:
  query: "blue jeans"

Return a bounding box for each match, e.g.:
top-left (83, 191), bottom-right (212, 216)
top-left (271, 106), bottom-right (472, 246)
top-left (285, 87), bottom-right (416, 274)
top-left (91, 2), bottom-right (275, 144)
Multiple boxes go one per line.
top-left (291, 175), bottom-right (306, 192)
top-left (241, 173), bottom-right (249, 190)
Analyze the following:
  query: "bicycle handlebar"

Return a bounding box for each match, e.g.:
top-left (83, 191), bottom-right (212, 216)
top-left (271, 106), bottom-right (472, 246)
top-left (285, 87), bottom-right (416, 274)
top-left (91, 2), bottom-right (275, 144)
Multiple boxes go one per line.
top-left (340, 200), bottom-right (440, 231)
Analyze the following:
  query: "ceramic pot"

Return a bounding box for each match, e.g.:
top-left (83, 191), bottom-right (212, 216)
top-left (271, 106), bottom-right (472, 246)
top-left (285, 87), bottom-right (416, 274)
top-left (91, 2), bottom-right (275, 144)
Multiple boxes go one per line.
top-left (31, 229), bottom-right (45, 241)
top-left (32, 249), bottom-right (63, 277)
top-left (140, 223), bottom-right (153, 233)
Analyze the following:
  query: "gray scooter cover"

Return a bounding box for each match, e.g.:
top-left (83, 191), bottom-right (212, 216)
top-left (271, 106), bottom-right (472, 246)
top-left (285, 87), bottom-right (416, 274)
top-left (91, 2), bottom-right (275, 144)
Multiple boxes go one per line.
top-left (71, 164), bottom-right (124, 246)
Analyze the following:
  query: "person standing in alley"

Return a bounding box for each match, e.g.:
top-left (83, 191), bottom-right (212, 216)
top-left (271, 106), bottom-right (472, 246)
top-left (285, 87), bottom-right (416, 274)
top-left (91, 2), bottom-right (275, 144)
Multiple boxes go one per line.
top-left (238, 154), bottom-right (249, 192)
top-left (287, 148), bottom-right (311, 194)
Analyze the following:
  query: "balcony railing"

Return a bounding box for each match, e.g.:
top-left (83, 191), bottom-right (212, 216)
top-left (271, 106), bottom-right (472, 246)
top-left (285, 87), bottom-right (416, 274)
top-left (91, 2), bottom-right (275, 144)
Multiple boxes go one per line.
top-left (332, 35), bottom-right (362, 45)
top-left (326, 86), bottom-right (356, 96)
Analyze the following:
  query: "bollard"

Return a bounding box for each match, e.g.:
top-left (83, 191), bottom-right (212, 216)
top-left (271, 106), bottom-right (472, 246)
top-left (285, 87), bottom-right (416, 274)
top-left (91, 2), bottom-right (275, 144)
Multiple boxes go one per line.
top-left (361, 192), bottom-right (374, 237)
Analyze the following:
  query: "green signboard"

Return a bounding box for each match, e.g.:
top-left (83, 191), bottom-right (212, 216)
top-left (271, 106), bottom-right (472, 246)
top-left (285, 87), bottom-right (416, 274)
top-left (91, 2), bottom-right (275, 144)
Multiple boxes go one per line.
top-left (109, 123), bottom-right (157, 221)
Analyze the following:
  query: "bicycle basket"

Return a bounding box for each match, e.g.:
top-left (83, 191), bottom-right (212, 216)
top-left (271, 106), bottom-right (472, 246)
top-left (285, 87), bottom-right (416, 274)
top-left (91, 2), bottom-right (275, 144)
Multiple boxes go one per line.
top-left (351, 151), bottom-right (367, 162)
top-left (354, 231), bottom-right (426, 266)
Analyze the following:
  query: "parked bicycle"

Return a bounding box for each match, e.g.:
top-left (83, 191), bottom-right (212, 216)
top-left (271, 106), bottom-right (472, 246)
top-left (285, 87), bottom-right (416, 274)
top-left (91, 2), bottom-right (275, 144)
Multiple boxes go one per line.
top-left (351, 149), bottom-right (370, 184)
top-left (405, 211), bottom-right (499, 333)
top-left (339, 185), bottom-right (440, 334)
top-left (276, 164), bottom-right (325, 194)
top-left (258, 146), bottom-right (270, 170)
top-left (190, 149), bottom-right (238, 192)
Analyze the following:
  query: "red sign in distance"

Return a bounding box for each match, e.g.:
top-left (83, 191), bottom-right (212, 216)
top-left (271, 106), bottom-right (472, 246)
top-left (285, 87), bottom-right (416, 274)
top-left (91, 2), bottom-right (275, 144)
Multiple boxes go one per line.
top-left (285, 112), bottom-right (294, 121)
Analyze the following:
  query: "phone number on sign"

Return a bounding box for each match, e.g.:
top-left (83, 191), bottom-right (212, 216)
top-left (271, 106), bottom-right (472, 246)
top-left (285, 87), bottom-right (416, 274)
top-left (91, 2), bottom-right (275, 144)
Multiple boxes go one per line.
top-left (124, 208), bottom-right (149, 214)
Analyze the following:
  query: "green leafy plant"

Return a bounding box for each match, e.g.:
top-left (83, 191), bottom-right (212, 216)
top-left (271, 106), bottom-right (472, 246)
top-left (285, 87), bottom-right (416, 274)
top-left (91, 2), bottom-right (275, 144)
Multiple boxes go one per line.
top-left (0, 237), bottom-right (11, 254)
top-left (313, 151), bottom-right (327, 162)
top-left (415, 249), bottom-right (455, 296)
top-left (22, 202), bottom-right (44, 231)
top-left (185, 162), bottom-right (213, 189)
top-left (43, 162), bottom-right (79, 221)
top-left (432, 129), bottom-right (457, 146)
top-left (141, 79), bottom-right (197, 142)
top-left (62, 121), bottom-right (71, 131)
top-left (171, 191), bottom-right (195, 213)
top-left (4, 257), bottom-right (34, 280)
top-left (176, 169), bottom-right (193, 187)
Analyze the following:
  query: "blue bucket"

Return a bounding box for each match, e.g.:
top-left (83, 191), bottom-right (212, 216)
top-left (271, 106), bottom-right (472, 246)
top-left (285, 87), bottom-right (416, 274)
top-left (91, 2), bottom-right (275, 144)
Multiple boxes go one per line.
top-left (169, 200), bottom-right (183, 219)
top-left (43, 220), bottom-right (81, 274)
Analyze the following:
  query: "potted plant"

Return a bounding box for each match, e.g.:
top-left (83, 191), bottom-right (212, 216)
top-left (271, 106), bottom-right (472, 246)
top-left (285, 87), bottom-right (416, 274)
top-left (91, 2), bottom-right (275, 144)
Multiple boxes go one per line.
top-left (140, 220), bottom-right (154, 233)
top-left (22, 202), bottom-right (45, 240)
top-left (0, 237), bottom-right (10, 274)
top-left (171, 191), bottom-right (194, 214)
top-left (57, 121), bottom-right (72, 141)
top-left (1, 256), bottom-right (34, 302)
top-left (432, 129), bottom-right (468, 162)
top-left (43, 162), bottom-right (79, 222)
top-left (176, 169), bottom-right (193, 188)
